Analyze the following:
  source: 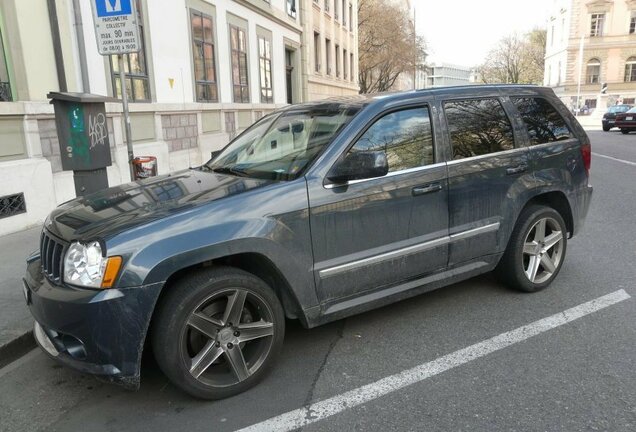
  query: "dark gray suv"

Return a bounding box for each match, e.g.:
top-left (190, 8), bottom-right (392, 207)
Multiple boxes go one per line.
top-left (24, 85), bottom-right (592, 399)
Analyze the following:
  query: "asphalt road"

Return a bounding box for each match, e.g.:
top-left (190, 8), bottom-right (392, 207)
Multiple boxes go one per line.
top-left (1, 130), bottom-right (635, 432)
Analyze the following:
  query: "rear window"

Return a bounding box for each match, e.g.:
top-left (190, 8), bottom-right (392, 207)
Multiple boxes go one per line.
top-left (444, 98), bottom-right (515, 160)
top-left (607, 105), bottom-right (631, 114)
top-left (512, 97), bottom-right (573, 145)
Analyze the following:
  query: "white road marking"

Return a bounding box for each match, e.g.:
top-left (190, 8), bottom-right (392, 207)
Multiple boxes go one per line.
top-left (237, 289), bottom-right (631, 432)
top-left (592, 152), bottom-right (636, 167)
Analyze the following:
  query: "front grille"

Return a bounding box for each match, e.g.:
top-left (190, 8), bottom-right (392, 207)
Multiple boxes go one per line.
top-left (40, 231), bottom-right (66, 284)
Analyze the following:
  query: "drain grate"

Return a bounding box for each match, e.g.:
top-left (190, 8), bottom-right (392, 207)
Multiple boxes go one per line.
top-left (0, 193), bottom-right (27, 219)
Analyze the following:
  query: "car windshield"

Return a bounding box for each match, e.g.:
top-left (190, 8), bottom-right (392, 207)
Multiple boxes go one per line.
top-left (607, 105), bottom-right (632, 113)
top-left (204, 104), bottom-right (361, 181)
top-left (627, 107), bottom-right (636, 114)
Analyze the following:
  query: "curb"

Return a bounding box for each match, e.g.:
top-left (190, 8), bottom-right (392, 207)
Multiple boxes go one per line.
top-left (0, 331), bottom-right (36, 369)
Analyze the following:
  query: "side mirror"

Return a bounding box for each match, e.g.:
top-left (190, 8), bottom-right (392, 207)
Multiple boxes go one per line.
top-left (327, 151), bottom-right (389, 184)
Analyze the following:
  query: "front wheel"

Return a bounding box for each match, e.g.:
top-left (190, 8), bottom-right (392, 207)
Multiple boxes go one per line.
top-left (621, 129), bottom-right (630, 134)
top-left (602, 125), bottom-right (610, 132)
top-left (496, 205), bottom-right (567, 292)
top-left (151, 267), bottom-right (285, 399)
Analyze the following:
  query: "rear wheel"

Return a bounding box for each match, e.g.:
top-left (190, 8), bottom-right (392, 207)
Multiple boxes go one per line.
top-left (151, 267), bottom-right (285, 399)
top-left (496, 205), bottom-right (567, 292)
top-left (602, 125), bottom-right (610, 132)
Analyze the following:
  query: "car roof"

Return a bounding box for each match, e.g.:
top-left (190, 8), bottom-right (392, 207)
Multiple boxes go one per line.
top-left (279, 85), bottom-right (554, 113)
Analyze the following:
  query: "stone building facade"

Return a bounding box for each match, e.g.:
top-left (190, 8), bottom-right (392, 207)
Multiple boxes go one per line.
top-left (544, 0), bottom-right (636, 110)
top-left (300, 0), bottom-right (360, 99)
top-left (0, 0), bottom-right (359, 235)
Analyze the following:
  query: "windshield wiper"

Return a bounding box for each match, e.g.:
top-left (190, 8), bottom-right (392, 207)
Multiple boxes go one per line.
top-left (210, 166), bottom-right (250, 177)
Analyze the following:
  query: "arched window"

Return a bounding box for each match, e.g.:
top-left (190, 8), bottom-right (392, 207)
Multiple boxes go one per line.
top-left (586, 58), bottom-right (601, 84)
top-left (625, 57), bottom-right (636, 82)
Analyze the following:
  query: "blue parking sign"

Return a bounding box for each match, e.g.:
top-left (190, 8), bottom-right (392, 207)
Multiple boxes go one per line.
top-left (91, 0), bottom-right (139, 54)
top-left (95, 0), bottom-right (133, 17)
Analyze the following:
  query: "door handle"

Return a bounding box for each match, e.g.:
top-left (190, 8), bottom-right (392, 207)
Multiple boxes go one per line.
top-left (412, 183), bottom-right (442, 196)
top-left (506, 164), bottom-right (528, 175)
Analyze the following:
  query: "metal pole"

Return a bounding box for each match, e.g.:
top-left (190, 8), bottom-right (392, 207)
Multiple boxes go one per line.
top-left (576, 36), bottom-right (584, 116)
top-left (72, 0), bottom-right (90, 92)
top-left (47, 0), bottom-right (67, 92)
top-left (118, 54), bottom-right (135, 181)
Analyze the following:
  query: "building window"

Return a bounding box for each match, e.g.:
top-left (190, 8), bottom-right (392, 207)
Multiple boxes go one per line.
top-left (324, 0), bottom-right (330, 13)
top-left (258, 36), bottom-right (273, 103)
top-left (342, 0), bottom-right (346, 26)
top-left (230, 25), bottom-right (250, 103)
top-left (626, 57), bottom-right (636, 82)
top-left (325, 38), bottom-right (332, 75)
top-left (557, 60), bottom-right (561, 85)
top-left (335, 44), bottom-right (340, 77)
top-left (109, 0), bottom-right (150, 101)
top-left (286, 0), bottom-right (297, 19)
top-left (191, 10), bottom-right (218, 102)
top-left (0, 26), bottom-right (11, 102)
top-left (349, 4), bottom-right (353, 29)
top-left (350, 52), bottom-right (354, 81)
top-left (561, 18), bottom-right (566, 42)
top-left (586, 58), bottom-right (600, 84)
top-left (631, 12), bottom-right (636, 34)
top-left (314, 32), bottom-right (321, 72)
top-left (343, 49), bottom-right (348, 79)
top-left (590, 13), bottom-right (604, 37)
top-left (550, 24), bottom-right (555, 46)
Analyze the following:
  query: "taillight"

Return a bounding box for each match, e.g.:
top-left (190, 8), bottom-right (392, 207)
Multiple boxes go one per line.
top-left (581, 143), bottom-right (591, 177)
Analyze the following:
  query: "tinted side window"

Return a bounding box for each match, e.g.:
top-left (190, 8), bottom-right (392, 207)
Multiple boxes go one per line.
top-left (444, 98), bottom-right (515, 160)
top-left (512, 97), bottom-right (573, 145)
top-left (350, 107), bottom-right (434, 172)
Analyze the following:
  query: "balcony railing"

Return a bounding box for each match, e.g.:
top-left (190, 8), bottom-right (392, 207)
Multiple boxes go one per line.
top-left (0, 81), bottom-right (11, 102)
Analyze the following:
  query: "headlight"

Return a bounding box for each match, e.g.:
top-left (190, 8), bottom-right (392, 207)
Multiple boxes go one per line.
top-left (63, 241), bottom-right (122, 289)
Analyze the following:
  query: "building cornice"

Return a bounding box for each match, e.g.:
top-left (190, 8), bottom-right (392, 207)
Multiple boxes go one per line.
top-left (233, 0), bottom-right (303, 34)
top-left (585, 0), bottom-right (613, 12)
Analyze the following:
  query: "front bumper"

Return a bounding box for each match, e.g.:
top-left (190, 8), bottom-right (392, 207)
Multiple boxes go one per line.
top-left (24, 255), bottom-right (163, 388)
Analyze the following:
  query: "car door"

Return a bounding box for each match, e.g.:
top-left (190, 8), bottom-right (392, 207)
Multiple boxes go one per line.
top-left (441, 96), bottom-right (532, 266)
top-left (306, 105), bottom-right (449, 306)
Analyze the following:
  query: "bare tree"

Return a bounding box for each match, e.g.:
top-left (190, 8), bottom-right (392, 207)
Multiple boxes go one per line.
top-left (477, 28), bottom-right (547, 85)
top-left (358, 0), bottom-right (426, 94)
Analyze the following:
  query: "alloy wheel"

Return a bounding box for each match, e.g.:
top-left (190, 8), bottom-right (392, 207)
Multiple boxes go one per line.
top-left (522, 217), bottom-right (564, 284)
top-left (180, 288), bottom-right (275, 387)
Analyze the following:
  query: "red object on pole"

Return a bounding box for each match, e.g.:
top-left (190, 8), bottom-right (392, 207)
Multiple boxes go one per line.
top-left (132, 156), bottom-right (158, 179)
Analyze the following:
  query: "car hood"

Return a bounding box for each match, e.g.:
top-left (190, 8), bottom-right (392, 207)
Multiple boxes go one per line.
top-left (45, 169), bottom-right (276, 241)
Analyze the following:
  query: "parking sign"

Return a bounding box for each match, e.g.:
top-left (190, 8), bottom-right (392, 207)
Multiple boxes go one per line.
top-left (91, 0), bottom-right (140, 55)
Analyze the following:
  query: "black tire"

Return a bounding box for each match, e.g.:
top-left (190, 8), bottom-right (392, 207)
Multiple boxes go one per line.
top-left (602, 125), bottom-right (610, 132)
top-left (621, 129), bottom-right (630, 134)
top-left (496, 205), bottom-right (567, 293)
top-left (151, 266), bottom-right (285, 399)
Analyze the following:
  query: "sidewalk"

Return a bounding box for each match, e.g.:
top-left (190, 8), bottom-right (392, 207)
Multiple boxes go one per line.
top-left (574, 112), bottom-right (603, 131)
top-left (0, 226), bottom-right (41, 367)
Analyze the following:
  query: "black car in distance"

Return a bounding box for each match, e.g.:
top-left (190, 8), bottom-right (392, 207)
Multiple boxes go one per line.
top-left (24, 85), bottom-right (592, 399)
top-left (602, 104), bottom-right (633, 131)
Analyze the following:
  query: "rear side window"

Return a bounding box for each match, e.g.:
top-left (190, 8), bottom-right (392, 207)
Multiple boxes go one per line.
top-left (350, 107), bottom-right (434, 172)
top-left (444, 98), bottom-right (515, 160)
top-left (512, 97), bottom-right (573, 145)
